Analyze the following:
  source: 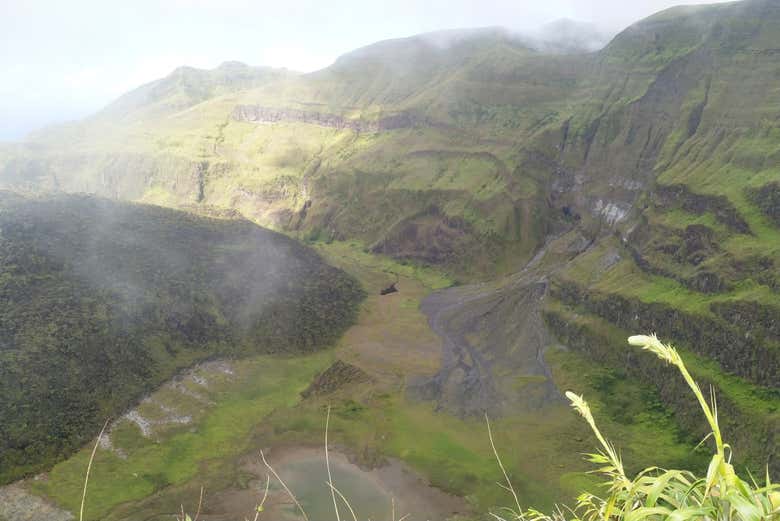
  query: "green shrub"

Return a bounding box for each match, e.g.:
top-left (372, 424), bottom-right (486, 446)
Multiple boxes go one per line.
top-left (490, 334), bottom-right (780, 521)
top-left (84, 334), bottom-right (780, 521)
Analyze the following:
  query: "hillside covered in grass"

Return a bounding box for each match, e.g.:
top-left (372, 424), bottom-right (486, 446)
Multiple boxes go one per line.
top-left (0, 0), bottom-right (779, 516)
top-left (0, 192), bottom-right (363, 484)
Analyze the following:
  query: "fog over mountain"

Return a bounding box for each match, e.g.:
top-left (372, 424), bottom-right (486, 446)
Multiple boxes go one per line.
top-left (1, 0), bottom-right (733, 141)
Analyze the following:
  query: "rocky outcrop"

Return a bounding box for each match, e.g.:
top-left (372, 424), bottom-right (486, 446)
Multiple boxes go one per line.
top-left (551, 281), bottom-right (780, 387)
top-left (543, 308), bottom-right (779, 476)
top-left (371, 207), bottom-right (474, 266)
top-left (711, 300), bottom-right (780, 343)
top-left (625, 222), bottom-right (729, 294)
top-left (300, 360), bottom-right (371, 397)
top-left (231, 105), bottom-right (417, 132)
top-left (654, 184), bottom-right (751, 234)
top-left (747, 181), bottom-right (780, 227)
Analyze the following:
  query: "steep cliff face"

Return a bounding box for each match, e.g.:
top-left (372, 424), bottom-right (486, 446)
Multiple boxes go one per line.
top-left (231, 105), bottom-right (418, 132)
top-left (540, 2), bottom-right (780, 463)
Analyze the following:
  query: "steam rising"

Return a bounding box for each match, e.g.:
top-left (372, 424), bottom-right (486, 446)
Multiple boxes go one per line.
top-left (0, 191), bottom-right (363, 482)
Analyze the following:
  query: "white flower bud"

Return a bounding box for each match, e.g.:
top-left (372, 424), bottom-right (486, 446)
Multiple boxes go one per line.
top-left (627, 335), bottom-right (652, 346)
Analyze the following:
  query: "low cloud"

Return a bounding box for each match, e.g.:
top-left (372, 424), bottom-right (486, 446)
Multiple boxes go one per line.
top-left (1, 0), bottom-right (735, 140)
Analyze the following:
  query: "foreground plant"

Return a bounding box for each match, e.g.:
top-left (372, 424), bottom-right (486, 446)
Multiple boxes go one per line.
top-left (79, 333), bottom-right (777, 521)
top-left (490, 334), bottom-right (779, 521)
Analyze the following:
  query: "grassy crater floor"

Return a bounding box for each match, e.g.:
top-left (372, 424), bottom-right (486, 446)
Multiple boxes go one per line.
top-left (14, 242), bottom-right (710, 521)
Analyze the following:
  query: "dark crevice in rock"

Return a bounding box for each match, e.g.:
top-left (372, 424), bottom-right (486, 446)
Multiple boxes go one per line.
top-left (196, 161), bottom-right (207, 203)
top-left (582, 115), bottom-right (602, 161)
top-left (686, 77), bottom-right (711, 138)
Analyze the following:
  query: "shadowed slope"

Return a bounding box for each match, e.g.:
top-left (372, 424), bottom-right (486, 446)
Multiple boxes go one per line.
top-left (0, 192), bottom-right (363, 484)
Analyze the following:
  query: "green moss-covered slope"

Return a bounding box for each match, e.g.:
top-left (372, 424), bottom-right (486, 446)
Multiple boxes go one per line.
top-left (1, 0), bottom-right (779, 494)
top-left (0, 192), bottom-right (363, 484)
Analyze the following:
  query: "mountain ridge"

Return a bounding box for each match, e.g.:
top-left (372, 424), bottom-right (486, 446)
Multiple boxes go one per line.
top-left (0, 0), bottom-right (778, 491)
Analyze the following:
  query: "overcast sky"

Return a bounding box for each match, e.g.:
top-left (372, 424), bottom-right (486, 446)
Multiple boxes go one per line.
top-left (1, 0), bottom-right (734, 141)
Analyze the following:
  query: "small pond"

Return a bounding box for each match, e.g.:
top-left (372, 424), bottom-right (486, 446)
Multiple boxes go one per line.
top-left (257, 448), bottom-right (465, 521)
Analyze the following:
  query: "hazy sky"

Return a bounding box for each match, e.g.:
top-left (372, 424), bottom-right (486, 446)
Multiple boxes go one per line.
top-left (1, 0), bottom-right (734, 141)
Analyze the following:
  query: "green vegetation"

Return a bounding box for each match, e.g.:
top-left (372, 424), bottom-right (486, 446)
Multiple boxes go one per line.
top-left (0, 192), bottom-right (363, 484)
top-left (2, 1), bottom-right (780, 519)
top-left (256, 376), bottom-right (707, 515)
top-left (311, 239), bottom-right (455, 290)
top-left (20, 239), bottom-right (713, 521)
top-left (544, 290), bottom-right (779, 477)
top-left (82, 335), bottom-right (774, 521)
top-left (34, 352), bottom-right (333, 520)
top-left (491, 335), bottom-right (779, 521)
